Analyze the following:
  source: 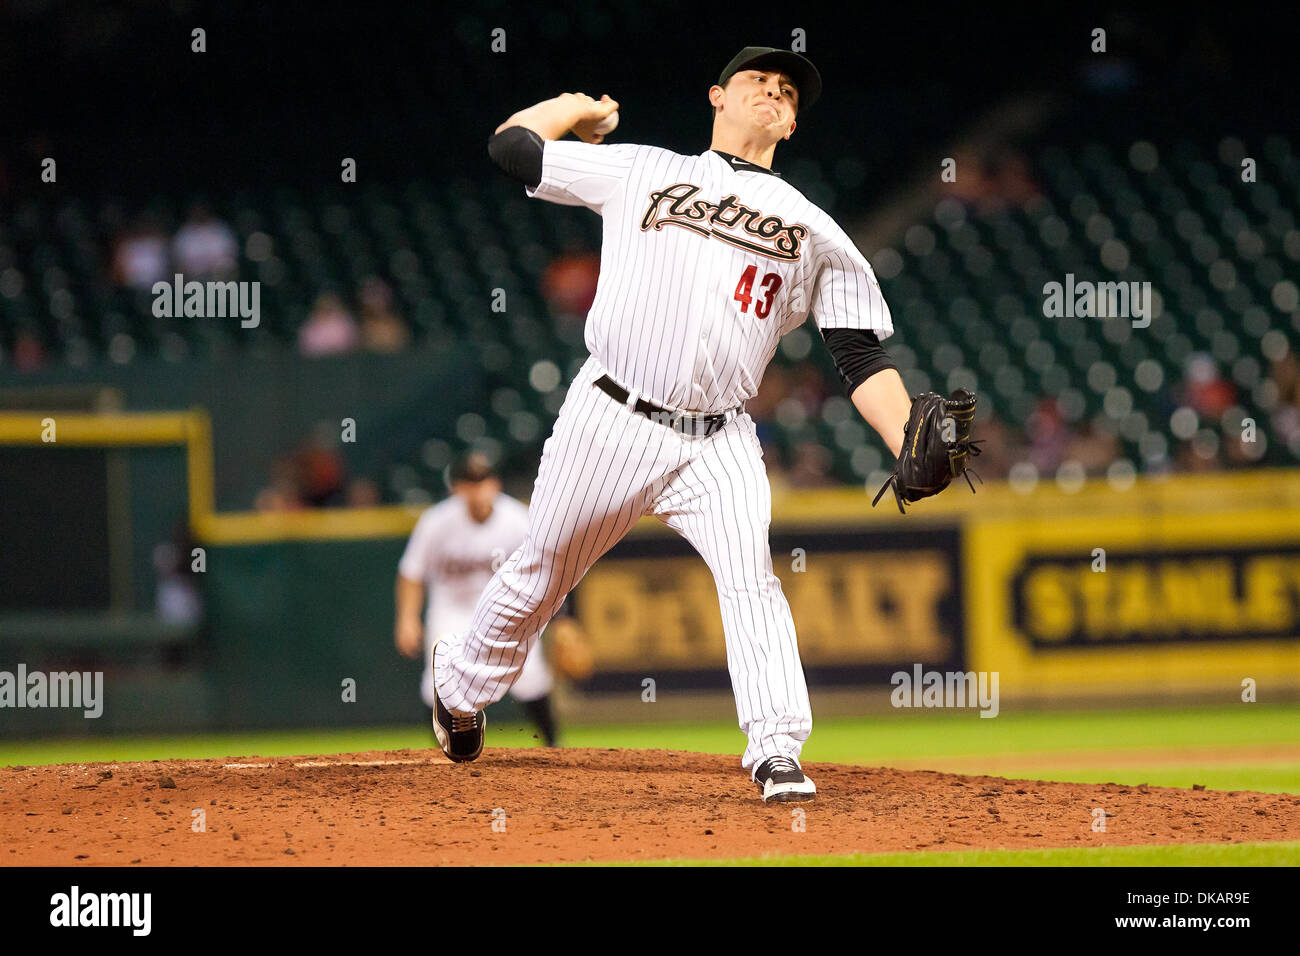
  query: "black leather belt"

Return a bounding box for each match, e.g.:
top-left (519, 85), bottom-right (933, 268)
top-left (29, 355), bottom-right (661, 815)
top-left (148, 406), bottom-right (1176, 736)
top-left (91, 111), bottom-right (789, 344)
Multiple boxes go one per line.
top-left (593, 375), bottom-right (735, 438)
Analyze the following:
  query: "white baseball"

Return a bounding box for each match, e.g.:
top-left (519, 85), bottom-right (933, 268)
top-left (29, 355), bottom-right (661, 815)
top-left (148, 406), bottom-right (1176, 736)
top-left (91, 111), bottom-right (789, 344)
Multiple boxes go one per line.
top-left (593, 110), bottom-right (619, 136)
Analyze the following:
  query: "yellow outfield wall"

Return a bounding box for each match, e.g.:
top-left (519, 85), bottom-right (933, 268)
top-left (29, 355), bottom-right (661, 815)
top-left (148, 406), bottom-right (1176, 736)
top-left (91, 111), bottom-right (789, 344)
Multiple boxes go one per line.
top-left (4, 410), bottom-right (1298, 697)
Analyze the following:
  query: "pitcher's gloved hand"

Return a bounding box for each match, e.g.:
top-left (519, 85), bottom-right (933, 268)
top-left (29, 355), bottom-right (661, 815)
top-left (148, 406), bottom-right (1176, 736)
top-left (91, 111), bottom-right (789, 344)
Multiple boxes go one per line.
top-left (872, 389), bottom-right (983, 514)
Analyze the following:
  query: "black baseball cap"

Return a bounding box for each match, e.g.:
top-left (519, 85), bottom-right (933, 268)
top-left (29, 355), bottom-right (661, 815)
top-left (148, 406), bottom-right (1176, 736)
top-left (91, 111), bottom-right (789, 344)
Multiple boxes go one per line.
top-left (717, 46), bottom-right (822, 112)
top-left (449, 451), bottom-right (498, 484)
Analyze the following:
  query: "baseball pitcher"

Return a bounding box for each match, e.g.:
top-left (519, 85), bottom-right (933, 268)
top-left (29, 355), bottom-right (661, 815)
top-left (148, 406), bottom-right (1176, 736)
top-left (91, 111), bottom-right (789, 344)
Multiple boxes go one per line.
top-left (432, 46), bottom-right (978, 801)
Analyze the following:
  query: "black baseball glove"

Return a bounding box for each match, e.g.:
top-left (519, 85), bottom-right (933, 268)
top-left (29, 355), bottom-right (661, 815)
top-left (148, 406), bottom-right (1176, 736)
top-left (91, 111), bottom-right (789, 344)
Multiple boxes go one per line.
top-left (871, 389), bottom-right (983, 514)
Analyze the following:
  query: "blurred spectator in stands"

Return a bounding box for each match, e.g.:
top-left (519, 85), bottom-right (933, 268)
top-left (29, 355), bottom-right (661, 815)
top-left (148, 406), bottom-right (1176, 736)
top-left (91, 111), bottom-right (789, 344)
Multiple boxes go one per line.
top-left (10, 327), bottom-right (47, 373)
top-left (1223, 427), bottom-right (1266, 466)
top-left (346, 476), bottom-right (382, 507)
top-left (1026, 397), bottom-right (1072, 473)
top-left (1179, 352), bottom-right (1236, 419)
top-left (541, 242), bottom-right (600, 321)
top-left (1065, 422), bottom-right (1120, 475)
top-left (1171, 354), bottom-right (1236, 474)
top-left (788, 440), bottom-right (834, 488)
top-left (172, 203), bottom-right (238, 279)
top-left (968, 413), bottom-right (1017, 479)
top-left (112, 213), bottom-right (170, 290)
top-left (298, 292), bottom-right (359, 357)
top-left (993, 152), bottom-right (1041, 206)
top-left (254, 423), bottom-right (353, 510)
top-left (295, 422), bottom-right (348, 507)
top-left (1271, 352), bottom-right (1300, 405)
top-left (254, 457), bottom-right (306, 512)
top-left (1265, 352), bottom-right (1300, 454)
top-left (357, 276), bottom-right (410, 353)
top-left (946, 148), bottom-right (992, 205)
top-left (1176, 436), bottom-right (1224, 472)
top-left (943, 148), bottom-right (1040, 211)
top-left (152, 523), bottom-right (203, 626)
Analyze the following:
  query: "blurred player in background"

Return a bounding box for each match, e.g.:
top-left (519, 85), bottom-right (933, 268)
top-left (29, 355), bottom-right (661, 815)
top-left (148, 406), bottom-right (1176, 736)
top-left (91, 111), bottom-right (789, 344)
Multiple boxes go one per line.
top-left (395, 452), bottom-right (567, 746)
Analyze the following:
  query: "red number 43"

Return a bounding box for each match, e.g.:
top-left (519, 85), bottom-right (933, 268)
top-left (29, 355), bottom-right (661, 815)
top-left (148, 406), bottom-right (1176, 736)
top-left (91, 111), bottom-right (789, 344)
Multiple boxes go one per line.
top-left (733, 265), bottom-right (783, 319)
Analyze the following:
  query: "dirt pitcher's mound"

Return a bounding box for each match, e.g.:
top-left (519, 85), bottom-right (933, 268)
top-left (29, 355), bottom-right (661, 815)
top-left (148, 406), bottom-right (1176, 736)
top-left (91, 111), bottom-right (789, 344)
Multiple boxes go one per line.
top-left (4, 748), bottom-right (1298, 865)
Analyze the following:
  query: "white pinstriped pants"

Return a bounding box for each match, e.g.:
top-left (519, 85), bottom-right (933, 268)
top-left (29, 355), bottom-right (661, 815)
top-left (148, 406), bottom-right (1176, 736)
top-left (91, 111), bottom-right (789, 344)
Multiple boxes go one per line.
top-left (433, 355), bottom-right (812, 773)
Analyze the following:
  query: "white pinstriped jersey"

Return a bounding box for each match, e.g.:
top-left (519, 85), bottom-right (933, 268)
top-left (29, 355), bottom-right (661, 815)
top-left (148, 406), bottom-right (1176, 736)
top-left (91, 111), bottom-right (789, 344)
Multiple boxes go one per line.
top-left (527, 140), bottom-right (893, 413)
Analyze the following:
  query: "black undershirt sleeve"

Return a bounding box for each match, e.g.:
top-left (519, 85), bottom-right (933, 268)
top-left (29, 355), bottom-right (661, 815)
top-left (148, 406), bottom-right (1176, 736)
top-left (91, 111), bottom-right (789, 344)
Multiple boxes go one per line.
top-left (821, 327), bottom-right (898, 396)
top-left (487, 126), bottom-right (545, 188)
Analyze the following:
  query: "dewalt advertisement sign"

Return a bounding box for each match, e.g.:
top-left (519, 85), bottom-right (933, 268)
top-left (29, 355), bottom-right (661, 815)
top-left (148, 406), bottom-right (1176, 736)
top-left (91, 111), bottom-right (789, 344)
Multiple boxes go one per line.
top-left (572, 526), bottom-right (964, 687)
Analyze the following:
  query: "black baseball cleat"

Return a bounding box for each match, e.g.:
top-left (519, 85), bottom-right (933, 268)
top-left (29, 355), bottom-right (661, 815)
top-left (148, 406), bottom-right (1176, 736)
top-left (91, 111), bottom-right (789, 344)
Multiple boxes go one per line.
top-left (432, 687), bottom-right (485, 763)
top-left (754, 756), bottom-right (817, 803)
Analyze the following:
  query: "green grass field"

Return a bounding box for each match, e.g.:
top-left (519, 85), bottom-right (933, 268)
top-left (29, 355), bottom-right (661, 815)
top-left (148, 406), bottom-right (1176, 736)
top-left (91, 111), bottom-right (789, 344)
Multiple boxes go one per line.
top-left (6, 703), bottom-right (1297, 865)
top-left (621, 842), bottom-right (1300, 866)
